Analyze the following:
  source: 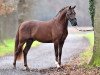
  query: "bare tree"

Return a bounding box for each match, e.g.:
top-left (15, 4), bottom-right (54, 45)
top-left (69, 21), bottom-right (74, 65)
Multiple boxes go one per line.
top-left (17, 0), bottom-right (26, 24)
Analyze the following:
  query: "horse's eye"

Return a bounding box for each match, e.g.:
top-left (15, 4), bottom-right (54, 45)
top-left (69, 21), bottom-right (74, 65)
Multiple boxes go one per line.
top-left (69, 13), bottom-right (72, 15)
top-left (73, 12), bottom-right (76, 15)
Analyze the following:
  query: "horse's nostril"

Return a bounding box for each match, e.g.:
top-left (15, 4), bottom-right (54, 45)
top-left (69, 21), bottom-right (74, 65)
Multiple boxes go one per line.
top-left (73, 22), bottom-right (77, 26)
top-left (76, 22), bottom-right (77, 25)
top-left (75, 22), bottom-right (77, 26)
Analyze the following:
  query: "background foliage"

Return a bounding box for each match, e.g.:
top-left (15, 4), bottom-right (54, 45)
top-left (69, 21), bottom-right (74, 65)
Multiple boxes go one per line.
top-left (89, 0), bottom-right (95, 27)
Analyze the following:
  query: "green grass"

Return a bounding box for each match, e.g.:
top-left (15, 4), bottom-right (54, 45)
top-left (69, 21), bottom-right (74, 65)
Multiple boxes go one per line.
top-left (84, 32), bottom-right (94, 45)
top-left (79, 32), bottom-right (94, 66)
top-left (0, 39), bottom-right (40, 57)
top-left (0, 39), bottom-right (15, 56)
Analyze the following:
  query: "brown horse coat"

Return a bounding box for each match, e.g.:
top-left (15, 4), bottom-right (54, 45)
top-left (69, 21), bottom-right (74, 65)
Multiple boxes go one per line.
top-left (13, 6), bottom-right (77, 70)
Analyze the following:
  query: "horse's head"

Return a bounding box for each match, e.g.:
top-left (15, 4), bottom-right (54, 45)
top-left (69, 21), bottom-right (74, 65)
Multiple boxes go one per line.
top-left (66, 6), bottom-right (77, 26)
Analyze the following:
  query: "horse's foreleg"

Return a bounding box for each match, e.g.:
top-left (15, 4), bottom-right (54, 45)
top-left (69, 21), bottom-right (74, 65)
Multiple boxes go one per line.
top-left (54, 42), bottom-right (59, 68)
top-left (58, 41), bottom-right (64, 66)
top-left (23, 39), bottom-right (33, 71)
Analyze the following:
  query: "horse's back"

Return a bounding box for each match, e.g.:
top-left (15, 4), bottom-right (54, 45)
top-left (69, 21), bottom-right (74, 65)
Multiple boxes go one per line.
top-left (18, 20), bottom-right (53, 42)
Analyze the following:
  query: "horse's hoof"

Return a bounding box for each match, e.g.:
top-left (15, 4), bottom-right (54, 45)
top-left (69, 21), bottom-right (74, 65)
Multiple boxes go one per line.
top-left (55, 61), bottom-right (60, 68)
top-left (57, 65), bottom-right (60, 68)
top-left (13, 66), bottom-right (16, 69)
top-left (13, 63), bottom-right (16, 69)
top-left (26, 67), bottom-right (30, 72)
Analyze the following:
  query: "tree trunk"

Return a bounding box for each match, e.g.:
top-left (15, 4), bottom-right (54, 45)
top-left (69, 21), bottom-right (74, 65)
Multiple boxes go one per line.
top-left (89, 0), bottom-right (100, 66)
top-left (17, 0), bottom-right (27, 24)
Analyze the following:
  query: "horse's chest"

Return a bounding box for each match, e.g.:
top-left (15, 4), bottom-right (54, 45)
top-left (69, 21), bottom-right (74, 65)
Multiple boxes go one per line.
top-left (53, 30), bottom-right (68, 41)
top-left (61, 31), bottom-right (68, 39)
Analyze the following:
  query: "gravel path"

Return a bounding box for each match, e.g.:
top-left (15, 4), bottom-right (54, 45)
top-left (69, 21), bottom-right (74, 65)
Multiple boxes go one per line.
top-left (0, 28), bottom-right (89, 75)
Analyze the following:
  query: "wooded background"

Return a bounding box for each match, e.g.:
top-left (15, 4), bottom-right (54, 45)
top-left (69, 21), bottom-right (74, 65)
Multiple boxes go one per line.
top-left (0, 0), bottom-right (91, 41)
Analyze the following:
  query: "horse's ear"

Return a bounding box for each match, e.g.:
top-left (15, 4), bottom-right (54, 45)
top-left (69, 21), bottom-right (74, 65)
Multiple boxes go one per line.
top-left (72, 6), bottom-right (76, 9)
top-left (69, 6), bottom-right (71, 9)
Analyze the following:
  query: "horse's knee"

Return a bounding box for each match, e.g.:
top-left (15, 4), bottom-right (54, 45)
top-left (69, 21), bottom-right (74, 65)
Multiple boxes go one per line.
top-left (23, 49), bottom-right (29, 55)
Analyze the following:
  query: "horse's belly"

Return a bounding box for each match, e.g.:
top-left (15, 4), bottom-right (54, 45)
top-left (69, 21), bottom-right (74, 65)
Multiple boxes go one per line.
top-left (35, 36), bottom-right (52, 43)
top-left (34, 33), bottom-right (53, 43)
top-left (37, 39), bottom-right (52, 43)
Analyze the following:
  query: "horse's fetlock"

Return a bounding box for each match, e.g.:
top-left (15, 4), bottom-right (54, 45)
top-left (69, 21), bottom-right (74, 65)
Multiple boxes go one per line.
top-left (13, 62), bottom-right (15, 66)
top-left (24, 64), bottom-right (27, 67)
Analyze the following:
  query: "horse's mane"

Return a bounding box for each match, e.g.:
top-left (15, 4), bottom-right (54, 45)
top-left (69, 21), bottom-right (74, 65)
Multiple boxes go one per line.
top-left (56, 6), bottom-right (69, 17)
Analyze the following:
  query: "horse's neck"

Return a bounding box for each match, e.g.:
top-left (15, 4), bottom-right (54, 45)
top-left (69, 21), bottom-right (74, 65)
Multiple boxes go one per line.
top-left (55, 11), bottom-right (68, 28)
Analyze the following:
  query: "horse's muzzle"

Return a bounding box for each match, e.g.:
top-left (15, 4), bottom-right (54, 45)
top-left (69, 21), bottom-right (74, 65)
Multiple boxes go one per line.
top-left (69, 18), bottom-right (77, 26)
top-left (73, 21), bottom-right (77, 26)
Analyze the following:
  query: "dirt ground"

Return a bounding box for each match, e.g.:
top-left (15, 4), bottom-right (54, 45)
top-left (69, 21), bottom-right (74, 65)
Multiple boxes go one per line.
top-left (37, 56), bottom-right (100, 75)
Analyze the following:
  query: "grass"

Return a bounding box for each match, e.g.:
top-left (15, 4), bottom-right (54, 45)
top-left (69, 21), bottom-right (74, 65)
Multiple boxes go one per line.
top-left (0, 39), bottom-right (40, 57)
top-left (84, 32), bottom-right (94, 45)
top-left (79, 32), bottom-right (94, 66)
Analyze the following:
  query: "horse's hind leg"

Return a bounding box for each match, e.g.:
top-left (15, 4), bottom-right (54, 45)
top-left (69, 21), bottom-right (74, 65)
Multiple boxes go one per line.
top-left (13, 41), bottom-right (25, 68)
top-left (23, 39), bottom-right (33, 71)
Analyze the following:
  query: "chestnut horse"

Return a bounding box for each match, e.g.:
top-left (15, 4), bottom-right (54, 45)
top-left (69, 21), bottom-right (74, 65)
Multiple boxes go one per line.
top-left (13, 6), bottom-right (77, 71)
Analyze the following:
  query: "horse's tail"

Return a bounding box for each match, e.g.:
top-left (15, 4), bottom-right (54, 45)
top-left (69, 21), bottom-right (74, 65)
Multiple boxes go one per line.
top-left (14, 29), bottom-right (23, 60)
